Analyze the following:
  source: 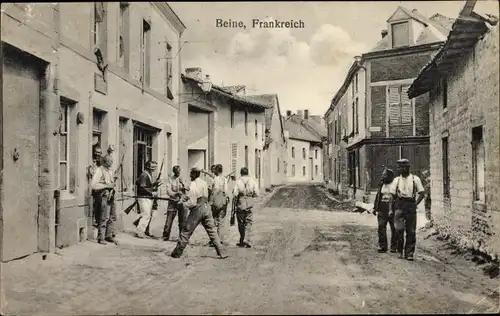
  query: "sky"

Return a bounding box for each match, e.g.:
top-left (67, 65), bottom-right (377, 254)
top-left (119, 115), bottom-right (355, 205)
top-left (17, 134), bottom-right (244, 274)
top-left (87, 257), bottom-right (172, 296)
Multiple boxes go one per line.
top-left (170, 1), bottom-right (499, 117)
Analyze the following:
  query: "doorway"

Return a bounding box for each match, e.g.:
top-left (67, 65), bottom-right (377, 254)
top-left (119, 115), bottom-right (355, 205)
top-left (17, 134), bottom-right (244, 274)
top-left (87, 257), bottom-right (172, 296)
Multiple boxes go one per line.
top-left (1, 46), bottom-right (43, 261)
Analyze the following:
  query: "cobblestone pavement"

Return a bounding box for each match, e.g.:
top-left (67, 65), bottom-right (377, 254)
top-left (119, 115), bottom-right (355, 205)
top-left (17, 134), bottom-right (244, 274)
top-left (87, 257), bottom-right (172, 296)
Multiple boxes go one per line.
top-left (1, 184), bottom-right (498, 315)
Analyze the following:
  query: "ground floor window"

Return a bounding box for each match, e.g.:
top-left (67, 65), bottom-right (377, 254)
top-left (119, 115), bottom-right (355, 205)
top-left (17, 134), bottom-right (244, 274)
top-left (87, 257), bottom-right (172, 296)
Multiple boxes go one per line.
top-left (472, 126), bottom-right (485, 202)
top-left (315, 165), bottom-right (318, 176)
top-left (292, 165), bottom-right (295, 176)
top-left (133, 124), bottom-right (156, 184)
top-left (302, 166), bottom-right (306, 176)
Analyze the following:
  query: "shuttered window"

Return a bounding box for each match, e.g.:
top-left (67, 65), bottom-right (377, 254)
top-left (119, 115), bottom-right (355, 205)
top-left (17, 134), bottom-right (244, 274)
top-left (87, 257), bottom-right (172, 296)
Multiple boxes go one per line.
top-left (388, 84), bottom-right (413, 126)
top-left (231, 143), bottom-right (238, 174)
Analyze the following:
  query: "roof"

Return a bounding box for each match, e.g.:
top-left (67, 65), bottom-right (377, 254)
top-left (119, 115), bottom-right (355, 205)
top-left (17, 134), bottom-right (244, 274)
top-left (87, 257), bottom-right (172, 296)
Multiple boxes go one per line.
top-left (285, 115), bottom-right (325, 143)
top-left (221, 85), bottom-right (246, 95)
top-left (245, 94), bottom-right (287, 148)
top-left (305, 117), bottom-right (327, 137)
top-left (182, 74), bottom-right (269, 110)
top-left (408, 6), bottom-right (498, 98)
top-left (370, 7), bottom-right (454, 53)
top-left (285, 119), bottom-right (322, 143)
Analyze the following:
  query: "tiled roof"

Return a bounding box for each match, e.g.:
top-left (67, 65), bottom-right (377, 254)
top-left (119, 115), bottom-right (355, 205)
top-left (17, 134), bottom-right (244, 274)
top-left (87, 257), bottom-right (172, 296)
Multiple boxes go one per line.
top-left (285, 115), bottom-right (325, 143)
top-left (305, 118), bottom-right (327, 137)
top-left (181, 74), bottom-right (269, 110)
top-left (408, 9), bottom-right (498, 98)
top-left (245, 94), bottom-right (277, 131)
top-left (370, 7), bottom-right (454, 53)
top-left (221, 85), bottom-right (246, 94)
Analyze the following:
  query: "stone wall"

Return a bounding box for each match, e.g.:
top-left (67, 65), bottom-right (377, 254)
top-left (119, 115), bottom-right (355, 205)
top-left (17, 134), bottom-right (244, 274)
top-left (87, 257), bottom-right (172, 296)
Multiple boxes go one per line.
top-left (429, 25), bottom-right (500, 258)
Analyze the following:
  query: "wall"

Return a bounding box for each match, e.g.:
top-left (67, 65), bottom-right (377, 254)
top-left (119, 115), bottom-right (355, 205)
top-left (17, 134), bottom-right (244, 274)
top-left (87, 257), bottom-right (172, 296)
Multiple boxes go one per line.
top-left (286, 138), bottom-right (321, 183)
top-left (187, 110), bottom-right (209, 149)
top-left (2, 3), bottom-right (183, 250)
top-left (429, 25), bottom-right (500, 257)
top-left (214, 98), bottom-right (265, 188)
top-left (264, 101), bottom-right (286, 188)
top-left (370, 50), bottom-right (436, 82)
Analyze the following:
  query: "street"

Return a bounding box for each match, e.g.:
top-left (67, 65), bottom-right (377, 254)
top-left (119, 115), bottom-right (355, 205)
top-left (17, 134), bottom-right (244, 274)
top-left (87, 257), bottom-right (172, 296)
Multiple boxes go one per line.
top-left (1, 184), bottom-right (498, 315)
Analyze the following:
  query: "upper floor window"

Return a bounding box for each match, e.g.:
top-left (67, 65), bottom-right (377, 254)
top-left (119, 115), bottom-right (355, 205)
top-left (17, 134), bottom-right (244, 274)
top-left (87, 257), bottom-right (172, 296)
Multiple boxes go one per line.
top-left (442, 77), bottom-right (448, 109)
top-left (244, 110), bottom-right (248, 136)
top-left (230, 106), bottom-right (235, 128)
top-left (391, 21), bottom-right (410, 48)
top-left (93, 2), bottom-right (107, 58)
top-left (165, 42), bottom-right (173, 99)
top-left (118, 2), bottom-right (129, 72)
top-left (141, 19), bottom-right (151, 87)
top-left (302, 148), bottom-right (306, 159)
top-left (355, 73), bottom-right (359, 93)
top-left (292, 147), bottom-right (295, 158)
top-left (255, 120), bottom-right (258, 139)
top-left (315, 149), bottom-right (318, 159)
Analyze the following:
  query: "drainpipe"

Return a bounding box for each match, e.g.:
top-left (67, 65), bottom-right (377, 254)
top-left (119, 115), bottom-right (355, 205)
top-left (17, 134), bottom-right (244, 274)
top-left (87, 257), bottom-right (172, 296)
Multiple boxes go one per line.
top-left (54, 189), bottom-right (61, 245)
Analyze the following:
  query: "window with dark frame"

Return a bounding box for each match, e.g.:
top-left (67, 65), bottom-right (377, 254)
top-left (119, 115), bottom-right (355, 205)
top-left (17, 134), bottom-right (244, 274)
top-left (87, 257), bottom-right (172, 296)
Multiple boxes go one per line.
top-left (442, 136), bottom-right (450, 198)
top-left (165, 42), bottom-right (173, 99)
top-left (244, 145), bottom-right (249, 168)
top-left (118, 2), bottom-right (129, 72)
top-left (355, 97), bottom-right (359, 134)
top-left (315, 165), bottom-right (318, 176)
top-left (292, 147), bottom-right (295, 158)
top-left (230, 105), bottom-right (235, 128)
top-left (92, 109), bottom-right (105, 150)
top-left (59, 101), bottom-right (70, 192)
top-left (117, 117), bottom-right (128, 192)
top-left (302, 148), bottom-right (306, 159)
top-left (141, 19), bottom-right (151, 87)
top-left (302, 166), bottom-right (306, 176)
top-left (391, 21), bottom-right (410, 48)
top-left (133, 124), bottom-right (156, 185)
top-left (255, 119), bottom-right (258, 139)
top-left (442, 77), bottom-right (448, 109)
top-left (292, 165), bottom-right (295, 177)
top-left (472, 126), bottom-right (485, 201)
top-left (244, 110), bottom-right (248, 136)
top-left (315, 149), bottom-right (318, 159)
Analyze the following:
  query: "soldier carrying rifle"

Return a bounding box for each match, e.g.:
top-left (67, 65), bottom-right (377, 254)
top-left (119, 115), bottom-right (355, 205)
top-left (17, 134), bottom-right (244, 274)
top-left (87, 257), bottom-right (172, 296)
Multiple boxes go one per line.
top-left (162, 165), bottom-right (189, 241)
top-left (91, 154), bottom-right (117, 245)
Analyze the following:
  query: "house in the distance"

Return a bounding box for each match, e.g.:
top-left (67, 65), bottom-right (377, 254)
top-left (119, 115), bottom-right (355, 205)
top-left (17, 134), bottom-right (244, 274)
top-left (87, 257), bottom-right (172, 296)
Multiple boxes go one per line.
top-left (284, 110), bottom-right (326, 183)
top-left (245, 94), bottom-right (287, 191)
top-left (408, 1), bottom-right (499, 258)
top-left (324, 6), bottom-right (455, 202)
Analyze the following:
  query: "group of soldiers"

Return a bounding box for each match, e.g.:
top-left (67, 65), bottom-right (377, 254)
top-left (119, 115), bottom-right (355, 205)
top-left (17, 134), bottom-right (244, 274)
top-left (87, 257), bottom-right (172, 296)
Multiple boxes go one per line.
top-left (88, 144), bottom-right (259, 260)
top-left (372, 158), bottom-right (431, 261)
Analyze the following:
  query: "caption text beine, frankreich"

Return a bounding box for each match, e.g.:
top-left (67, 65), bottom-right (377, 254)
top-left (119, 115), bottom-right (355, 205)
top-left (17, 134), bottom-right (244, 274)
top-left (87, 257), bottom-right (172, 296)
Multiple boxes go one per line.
top-left (215, 19), bottom-right (305, 30)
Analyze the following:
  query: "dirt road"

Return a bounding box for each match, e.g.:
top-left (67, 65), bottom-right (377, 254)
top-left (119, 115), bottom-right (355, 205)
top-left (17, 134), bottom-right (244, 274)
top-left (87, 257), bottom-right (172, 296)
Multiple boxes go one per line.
top-left (1, 184), bottom-right (498, 315)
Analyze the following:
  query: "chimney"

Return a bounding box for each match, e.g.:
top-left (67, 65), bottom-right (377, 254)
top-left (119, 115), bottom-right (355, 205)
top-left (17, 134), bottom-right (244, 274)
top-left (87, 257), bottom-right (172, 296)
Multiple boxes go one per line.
top-left (297, 110), bottom-right (303, 118)
top-left (381, 29), bottom-right (388, 38)
top-left (286, 110), bottom-right (292, 117)
top-left (185, 67), bottom-right (202, 80)
top-left (304, 109), bottom-right (309, 120)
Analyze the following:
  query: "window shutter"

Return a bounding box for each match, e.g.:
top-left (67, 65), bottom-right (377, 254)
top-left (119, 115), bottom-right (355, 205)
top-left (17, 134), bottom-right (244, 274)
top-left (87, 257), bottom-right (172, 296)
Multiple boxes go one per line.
top-left (388, 85), bottom-right (401, 125)
top-left (400, 85), bottom-right (412, 124)
top-left (231, 143), bottom-right (238, 174)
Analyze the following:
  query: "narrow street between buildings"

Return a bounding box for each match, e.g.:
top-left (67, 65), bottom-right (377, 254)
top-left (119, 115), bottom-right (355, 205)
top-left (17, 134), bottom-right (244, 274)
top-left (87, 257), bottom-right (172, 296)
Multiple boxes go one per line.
top-left (1, 184), bottom-right (498, 315)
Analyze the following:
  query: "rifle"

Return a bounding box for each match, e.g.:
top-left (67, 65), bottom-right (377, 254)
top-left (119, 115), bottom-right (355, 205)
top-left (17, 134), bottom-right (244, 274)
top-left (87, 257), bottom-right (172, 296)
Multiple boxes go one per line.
top-left (110, 151), bottom-right (126, 201)
top-left (230, 196), bottom-right (237, 226)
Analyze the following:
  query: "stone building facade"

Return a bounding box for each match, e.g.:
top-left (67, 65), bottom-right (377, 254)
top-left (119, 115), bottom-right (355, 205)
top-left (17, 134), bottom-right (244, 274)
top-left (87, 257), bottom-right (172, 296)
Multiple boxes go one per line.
top-left (1, 3), bottom-right (185, 261)
top-left (409, 4), bottom-right (499, 257)
top-left (324, 6), bottom-right (454, 202)
top-left (179, 69), bottom-right (269, 190)
top-left (284, 112), bottom-right (325, 183)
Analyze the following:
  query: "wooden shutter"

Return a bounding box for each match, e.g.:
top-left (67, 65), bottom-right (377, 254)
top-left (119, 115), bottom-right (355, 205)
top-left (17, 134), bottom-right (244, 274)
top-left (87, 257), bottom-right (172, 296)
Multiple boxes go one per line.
top-left (400, 85), bottom-right (412, 125)
top-left (388, 85), bottom-right (400, 125)
top-left (231, 143), bottom-right (238, 174)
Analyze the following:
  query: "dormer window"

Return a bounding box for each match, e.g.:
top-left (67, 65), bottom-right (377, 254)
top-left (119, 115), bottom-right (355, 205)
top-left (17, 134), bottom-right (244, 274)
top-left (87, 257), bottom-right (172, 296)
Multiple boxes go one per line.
top-left (391, 21), bottom-right (410, 48)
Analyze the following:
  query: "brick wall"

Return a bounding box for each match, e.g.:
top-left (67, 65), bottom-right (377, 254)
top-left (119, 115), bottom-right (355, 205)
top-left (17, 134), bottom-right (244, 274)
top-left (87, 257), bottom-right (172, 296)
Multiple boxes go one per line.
top-left (370, 50), bottom-right (436, 82)
top-left (429, 25), bottom-right (500, 258)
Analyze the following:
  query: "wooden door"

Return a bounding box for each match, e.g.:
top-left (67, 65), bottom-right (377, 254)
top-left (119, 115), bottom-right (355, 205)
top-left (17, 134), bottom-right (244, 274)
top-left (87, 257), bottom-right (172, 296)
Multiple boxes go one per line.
top-left (1, 51), bottom-right (41, 261)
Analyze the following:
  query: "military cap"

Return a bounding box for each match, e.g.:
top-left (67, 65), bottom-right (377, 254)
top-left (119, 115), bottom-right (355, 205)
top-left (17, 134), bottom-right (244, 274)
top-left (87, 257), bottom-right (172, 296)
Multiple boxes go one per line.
top-left (397, 158), bottom-right (411, 165)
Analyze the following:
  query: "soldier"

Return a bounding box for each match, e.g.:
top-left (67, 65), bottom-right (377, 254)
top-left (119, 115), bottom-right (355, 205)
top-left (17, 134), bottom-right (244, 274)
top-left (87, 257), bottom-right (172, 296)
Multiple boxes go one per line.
top-left (209, 164), bottom-right (230, 245)
top-left (162, 165), bottom-right (188, 241)
top-left (91, 154), bottom-right (117, 245)
top-left (390, 158), bottom-right (425, 261)
top-left (170, 168), bottom-right (228, 259)
top-left (373, 168), bottom-right (396, 253)
top-left (89, 145), bottom-right (103, 228)
top-left (136, 161), bottom-right (162, 239)
top-left (232, 167), bottom-right (259, 248)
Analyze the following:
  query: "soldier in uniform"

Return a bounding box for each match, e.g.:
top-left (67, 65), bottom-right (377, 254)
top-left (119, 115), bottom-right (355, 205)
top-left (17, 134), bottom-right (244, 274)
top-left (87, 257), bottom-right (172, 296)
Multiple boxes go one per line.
top-left (136, 161), bottom-right (162, 239)
top-left (209, 164), bottom-right (230, 245)
top-left (390, 159), bottom-right (425, 261)
top-left (91, 154), bottom-right (117, 245)
top-left (162, 165), bottom-right (188, 241)
top-left (373, 168), bottom-right (396, 253)
top-left (232, 167), bottom-right (259, 248)
top-left (88, 145), bottom-right (103, 228)
top-left (170, 168), bottom-right (228, 259)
